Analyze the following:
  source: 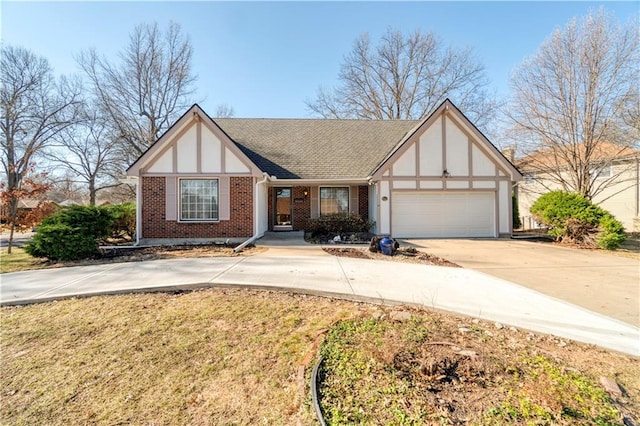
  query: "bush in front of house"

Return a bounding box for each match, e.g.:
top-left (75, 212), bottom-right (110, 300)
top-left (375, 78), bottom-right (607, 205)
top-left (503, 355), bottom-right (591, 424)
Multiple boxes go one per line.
top-left (105, 202), bottom-right (136, 240)
top-left (306, 213), bottom-right (374, 238)
top-left (25, 205), bottom-right (114, 260)
top-left (597, 214), bottom-right (626, 250)
top-left (530, 191), bottom-right (625, 249)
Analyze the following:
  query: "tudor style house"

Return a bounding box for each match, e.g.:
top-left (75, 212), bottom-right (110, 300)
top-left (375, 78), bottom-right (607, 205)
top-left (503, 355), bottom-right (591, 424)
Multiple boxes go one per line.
top-left (126, 99), bottom-right (522, 245)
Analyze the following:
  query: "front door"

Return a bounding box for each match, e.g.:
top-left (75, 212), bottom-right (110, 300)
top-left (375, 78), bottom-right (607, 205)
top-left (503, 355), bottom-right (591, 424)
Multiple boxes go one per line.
top-left (274, 187), bottom-right (292, 229)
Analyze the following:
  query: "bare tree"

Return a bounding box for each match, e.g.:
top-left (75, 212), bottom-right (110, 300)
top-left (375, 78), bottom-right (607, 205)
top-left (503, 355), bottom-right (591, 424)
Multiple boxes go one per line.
top-left (306, 28), bottom-right (497, 129)
top-left (47, 169), bottom-right (87, 205)
top-left (213, 102), bottom-right (235, 118)
top-left (508, 9), bottom-right (639, 199)
top-left (78, 21), bottom-right (197, 165)
top-left (48, 104), bottom-right (121, 206)
top-left (1, 45), bottom-right (80, 252)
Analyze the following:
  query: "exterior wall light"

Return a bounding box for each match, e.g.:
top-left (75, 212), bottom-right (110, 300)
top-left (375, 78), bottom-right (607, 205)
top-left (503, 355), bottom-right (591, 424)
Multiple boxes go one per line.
top-left (442, 169), bottom-right (451, 178)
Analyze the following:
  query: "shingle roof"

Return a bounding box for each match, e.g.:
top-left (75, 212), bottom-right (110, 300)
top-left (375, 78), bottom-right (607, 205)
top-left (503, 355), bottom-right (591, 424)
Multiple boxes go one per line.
top-left (516, 142), bottom-right (639, 172)
top-left (215, 118), bottom-right (420, 179)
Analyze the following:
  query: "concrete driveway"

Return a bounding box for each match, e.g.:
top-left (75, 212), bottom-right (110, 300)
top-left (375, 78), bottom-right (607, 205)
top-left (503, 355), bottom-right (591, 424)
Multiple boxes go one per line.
top-left (403, 238), bottom-right (640, 327)
top-left (2, 253), bottom-right (639, 356)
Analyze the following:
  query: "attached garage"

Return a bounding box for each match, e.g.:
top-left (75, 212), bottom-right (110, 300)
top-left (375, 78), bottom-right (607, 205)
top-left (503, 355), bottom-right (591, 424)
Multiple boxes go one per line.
top-left (391, 191), bottom-right (496, 238)
top-left (371, 100), bottom-right (522, 238)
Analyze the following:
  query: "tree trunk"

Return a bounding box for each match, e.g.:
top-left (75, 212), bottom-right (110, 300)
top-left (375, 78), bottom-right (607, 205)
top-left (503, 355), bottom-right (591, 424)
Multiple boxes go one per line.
top-left (7, 197), bottom-right (18, 254)
top-left (89, 179), bottom-right (96, 206)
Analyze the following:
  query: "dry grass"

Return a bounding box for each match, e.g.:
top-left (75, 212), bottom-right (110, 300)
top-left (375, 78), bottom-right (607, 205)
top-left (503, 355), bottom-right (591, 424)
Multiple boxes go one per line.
top-left (2, 290), bottom-right (638, 425)
top-left (319, 313), bottom-right (640, 425)
top-left (0, 247), bottom-right (48, 273)
top-left (0, 245), bottom-right (264, 274)
top-left (609, 235), bottom-right (640, 260)
top-left (514, 231), bottom-right (640, 260)
top-left (1, 289), bottom-right (366, 425)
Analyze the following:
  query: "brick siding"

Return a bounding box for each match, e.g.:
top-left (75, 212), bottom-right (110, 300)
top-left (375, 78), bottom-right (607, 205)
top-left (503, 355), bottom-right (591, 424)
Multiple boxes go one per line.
top-left (141, 176), bottom-right (253, 239)
top-left (358, 185), bottom-right (369, 221)
top-left (291, 186), bottom-right (311, 231)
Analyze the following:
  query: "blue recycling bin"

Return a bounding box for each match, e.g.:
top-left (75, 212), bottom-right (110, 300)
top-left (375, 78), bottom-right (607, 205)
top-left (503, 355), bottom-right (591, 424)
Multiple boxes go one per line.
top-left (379, 236), bottom-right (394, 255)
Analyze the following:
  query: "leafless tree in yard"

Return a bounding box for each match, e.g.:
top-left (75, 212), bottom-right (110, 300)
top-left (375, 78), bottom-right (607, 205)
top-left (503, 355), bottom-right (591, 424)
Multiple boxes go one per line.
top-left (508, 9), bottom-right (639, 200)
top-left (46, 169), bottom-right (87, 205)
top-left (1, 45), bottom-right (81, 253)
top-left (47, 104), bottom-right (121, 206)
top-left (78, 21), bottom-right (197, 166)
top-left (306, 28), bottom-right (497, 130)
top-left (213, 103), bottom-right (235, 118)
top-left (612, 90), bottom-right (640, 147)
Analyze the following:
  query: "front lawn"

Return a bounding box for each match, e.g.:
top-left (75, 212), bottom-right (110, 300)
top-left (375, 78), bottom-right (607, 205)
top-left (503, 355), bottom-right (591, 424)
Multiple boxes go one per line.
top-left (1, 289), bottom-right (357, 425)
top-left (0, 244), bottom-right (262, 274)
top-left (318, 316), bottom-right (638, 424)
top-left (2, 289), bottom-right (638, 425)
top-left (0, 247), bottom-right (48, 273)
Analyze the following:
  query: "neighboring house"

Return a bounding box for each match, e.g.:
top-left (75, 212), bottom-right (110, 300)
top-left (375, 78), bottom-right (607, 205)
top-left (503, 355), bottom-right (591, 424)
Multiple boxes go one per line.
top-left (0, 199), bottom-right (54, 222)
top-left (126, 99), bottom-right (522, 244)
top-left (516, 143), bottom-right (640, 231)
top-left (0, 198), bottom-right (59, 227)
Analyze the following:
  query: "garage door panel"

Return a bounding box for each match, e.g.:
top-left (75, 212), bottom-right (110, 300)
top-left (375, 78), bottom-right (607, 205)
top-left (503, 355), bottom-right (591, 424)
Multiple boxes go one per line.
top-left (391, 191), bottom-right (495, 238)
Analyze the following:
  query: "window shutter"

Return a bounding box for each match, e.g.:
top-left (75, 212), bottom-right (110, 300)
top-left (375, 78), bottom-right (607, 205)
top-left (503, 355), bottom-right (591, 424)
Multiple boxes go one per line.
top-left (310, 186), bottom-right (319, 218)
top-left (219, 176), bottom-right (230, 220)
top-left (349, 186), bottom-right (359, 215)
top-left (166, 177), bottom-right (177, 221)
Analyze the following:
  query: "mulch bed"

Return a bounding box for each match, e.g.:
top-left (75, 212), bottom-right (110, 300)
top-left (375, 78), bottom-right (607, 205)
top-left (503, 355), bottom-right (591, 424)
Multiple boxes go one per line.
top-left (322, 247), bottom-right (460, 267)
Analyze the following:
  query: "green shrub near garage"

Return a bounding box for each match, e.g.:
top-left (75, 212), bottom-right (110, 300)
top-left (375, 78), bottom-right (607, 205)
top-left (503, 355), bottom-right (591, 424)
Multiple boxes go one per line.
top-left (530, 191), bottom-right (625, 250)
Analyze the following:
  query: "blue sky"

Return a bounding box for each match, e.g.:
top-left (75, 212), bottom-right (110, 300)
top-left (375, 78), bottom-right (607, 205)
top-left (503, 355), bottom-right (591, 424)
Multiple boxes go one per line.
top-left (1, 1), bottom-right (638, 118)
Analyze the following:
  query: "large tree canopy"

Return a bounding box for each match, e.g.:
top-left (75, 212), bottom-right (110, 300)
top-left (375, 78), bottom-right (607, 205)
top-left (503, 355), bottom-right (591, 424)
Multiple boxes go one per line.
top-left (48, 103), bottom-right (121, 206)
top-left (508, 9), bottom-right (639, 199)
top-left (78, 21), bottom-right (198, 164)
top-left (306, 28), bottom-right (497, 129)
top-left (1, 44), bottom-right (80, 252)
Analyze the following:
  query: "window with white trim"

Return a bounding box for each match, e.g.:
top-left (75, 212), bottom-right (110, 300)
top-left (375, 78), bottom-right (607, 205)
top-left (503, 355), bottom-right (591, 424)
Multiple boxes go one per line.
top-left (523, 173), bottom-right (536, 184)
top-left (180, 179), bottom-right (219, 221)
top-left (590, 164), bottom-right (612, 180)
top-left (320, 187), bottom-right (349, 215)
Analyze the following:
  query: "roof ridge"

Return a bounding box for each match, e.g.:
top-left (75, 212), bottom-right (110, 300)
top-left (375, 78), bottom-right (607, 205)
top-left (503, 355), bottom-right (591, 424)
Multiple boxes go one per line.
top-left (214, 117), bottom-right (420, 122)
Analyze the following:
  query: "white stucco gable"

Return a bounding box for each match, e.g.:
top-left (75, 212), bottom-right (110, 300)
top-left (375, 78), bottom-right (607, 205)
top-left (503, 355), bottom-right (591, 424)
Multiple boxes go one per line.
top-left (371, 99), bottom-right (521, 181)
top-left (127, 104), bottom-right (262, 177)
top-left (370, 99), bottom-right (522, 238)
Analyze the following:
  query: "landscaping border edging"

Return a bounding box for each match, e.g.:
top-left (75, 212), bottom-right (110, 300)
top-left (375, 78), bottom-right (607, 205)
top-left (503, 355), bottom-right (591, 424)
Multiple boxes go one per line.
top-left (311, 355), bottom-right (327, 426)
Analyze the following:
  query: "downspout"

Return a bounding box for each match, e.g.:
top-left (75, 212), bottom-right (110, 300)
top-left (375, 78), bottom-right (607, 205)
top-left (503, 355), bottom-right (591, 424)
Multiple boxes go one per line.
top-left (636, 156), bottom-right (639, 217)
top-left (234, 173), bottom-right (270, 253)
top-left (135, 176), bottom-right (141, 246)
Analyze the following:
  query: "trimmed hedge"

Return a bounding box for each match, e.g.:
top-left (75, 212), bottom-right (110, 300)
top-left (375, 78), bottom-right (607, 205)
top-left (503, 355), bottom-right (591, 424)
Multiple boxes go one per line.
top-left (530, 191), bottom-right (625, 250)
top-left (306, 214), bottom-right (374, 237)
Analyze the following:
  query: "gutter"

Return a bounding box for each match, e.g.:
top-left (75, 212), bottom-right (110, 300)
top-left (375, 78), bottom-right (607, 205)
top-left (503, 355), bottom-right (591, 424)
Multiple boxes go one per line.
top-left (234, 173), bottom-right (270, 253)
top-left (636, 156), bottom-right (639, 217)
top-left (269, 177), bottom-right (369, 185)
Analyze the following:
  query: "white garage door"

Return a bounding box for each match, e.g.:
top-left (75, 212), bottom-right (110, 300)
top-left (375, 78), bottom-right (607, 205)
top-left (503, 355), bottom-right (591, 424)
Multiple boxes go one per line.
top-left (392, 191), bottom-right (496, 238)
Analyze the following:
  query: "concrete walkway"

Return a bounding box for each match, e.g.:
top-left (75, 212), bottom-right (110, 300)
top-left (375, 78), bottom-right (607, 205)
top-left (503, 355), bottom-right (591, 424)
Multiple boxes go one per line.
top-left (1, 233), bottom-right (638, 356)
